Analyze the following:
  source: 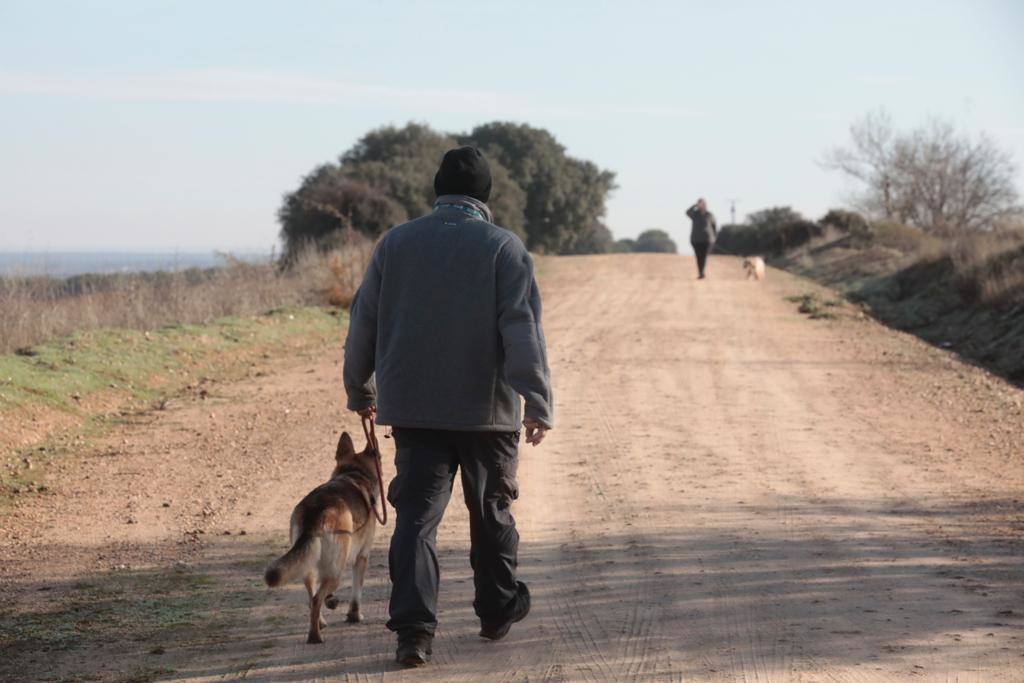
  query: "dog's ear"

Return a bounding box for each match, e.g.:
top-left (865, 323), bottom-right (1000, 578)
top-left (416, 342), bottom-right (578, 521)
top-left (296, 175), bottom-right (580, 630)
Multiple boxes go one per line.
top-left (336, 432), bottom-right (355, 460)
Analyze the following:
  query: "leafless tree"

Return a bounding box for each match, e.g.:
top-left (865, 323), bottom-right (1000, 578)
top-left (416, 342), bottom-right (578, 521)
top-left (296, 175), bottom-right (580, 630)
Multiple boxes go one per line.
top-left (823, 111), bottom-right (1021, 234)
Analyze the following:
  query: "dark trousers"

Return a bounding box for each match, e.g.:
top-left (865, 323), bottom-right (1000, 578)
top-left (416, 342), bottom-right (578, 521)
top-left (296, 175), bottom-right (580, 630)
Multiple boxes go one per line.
top-left (385, 427), bottom-right (521, 637)
top-left (692, 241), bottom-right (710, 277)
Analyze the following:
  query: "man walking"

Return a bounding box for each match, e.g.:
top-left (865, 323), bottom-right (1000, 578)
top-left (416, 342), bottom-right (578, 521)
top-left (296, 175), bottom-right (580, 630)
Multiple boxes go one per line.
top-left (343, 146), bottom-right (554, 668)
top-left (687, 198), bottom-right (717, 279)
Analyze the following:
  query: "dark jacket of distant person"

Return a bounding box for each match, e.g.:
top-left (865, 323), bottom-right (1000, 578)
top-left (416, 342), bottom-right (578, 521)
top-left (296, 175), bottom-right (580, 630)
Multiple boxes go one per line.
top-left (687, 204), bottom-right (718, 244)
top-left (343, 194), bottom-right (554, 432)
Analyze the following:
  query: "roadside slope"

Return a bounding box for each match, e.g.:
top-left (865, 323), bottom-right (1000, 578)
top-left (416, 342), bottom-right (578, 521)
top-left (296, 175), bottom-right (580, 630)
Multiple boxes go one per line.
top-left (774, 230), bottom-right (1024, 384)
top-left (1, 254), bottom-right (1021, 682)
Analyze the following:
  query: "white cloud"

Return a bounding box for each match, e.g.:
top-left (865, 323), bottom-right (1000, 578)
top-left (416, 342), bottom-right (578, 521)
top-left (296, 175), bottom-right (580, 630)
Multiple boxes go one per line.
top-left (0, 69), bottom-right (709, 120)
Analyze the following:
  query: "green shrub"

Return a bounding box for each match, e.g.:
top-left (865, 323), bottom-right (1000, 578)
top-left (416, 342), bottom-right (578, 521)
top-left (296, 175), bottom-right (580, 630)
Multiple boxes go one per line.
top-left (821, 209), bottom-right (872, 241)
top-left (715, 206), bottom-right (823, 256)
top-left (633, 229), bottom-right (678, 254)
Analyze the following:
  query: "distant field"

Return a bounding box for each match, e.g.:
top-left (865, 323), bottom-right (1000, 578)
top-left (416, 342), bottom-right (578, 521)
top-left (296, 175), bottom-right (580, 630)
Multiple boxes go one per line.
top-left (0, 243), bottom-right (371, 354)
top-left (0, 250), bottom-right (273, 277)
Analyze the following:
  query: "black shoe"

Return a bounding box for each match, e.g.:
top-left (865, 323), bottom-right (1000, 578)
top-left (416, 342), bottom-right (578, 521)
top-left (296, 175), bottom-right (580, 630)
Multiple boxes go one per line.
top-left (479, 582), bottom-right (530, 641)
top-left (396, 632), bottom-right (433, 668)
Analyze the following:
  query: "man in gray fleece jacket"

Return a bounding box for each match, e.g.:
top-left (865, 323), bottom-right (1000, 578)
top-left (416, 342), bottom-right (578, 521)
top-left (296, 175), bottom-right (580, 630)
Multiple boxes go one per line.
top-left (343, 146), bottom-right (553, 667)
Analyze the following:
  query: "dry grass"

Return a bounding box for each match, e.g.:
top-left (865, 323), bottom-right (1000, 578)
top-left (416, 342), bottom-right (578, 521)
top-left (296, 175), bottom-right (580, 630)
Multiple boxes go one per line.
top-left (325, 248), bottom-right (367, 308)
top-left (0, 239), bottom-right (372, 354)
top-left (870, 220), bottom-right (940, 254)
top-left (947, 222), bottom-right (1024, 306)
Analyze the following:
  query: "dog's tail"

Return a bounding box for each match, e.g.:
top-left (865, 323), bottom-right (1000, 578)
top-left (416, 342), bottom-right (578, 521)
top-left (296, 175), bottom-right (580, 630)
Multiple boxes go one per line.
top-left (264, 531), bottom-right (317, 587)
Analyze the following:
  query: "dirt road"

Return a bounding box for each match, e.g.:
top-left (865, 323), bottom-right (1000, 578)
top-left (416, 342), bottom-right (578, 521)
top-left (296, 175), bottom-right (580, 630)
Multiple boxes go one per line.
top-left (2, 254), bottom-right (1023, 682)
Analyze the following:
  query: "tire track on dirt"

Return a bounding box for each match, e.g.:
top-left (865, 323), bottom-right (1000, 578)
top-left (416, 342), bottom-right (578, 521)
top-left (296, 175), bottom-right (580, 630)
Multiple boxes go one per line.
top-left (548, 267), bottom-right (673, 681)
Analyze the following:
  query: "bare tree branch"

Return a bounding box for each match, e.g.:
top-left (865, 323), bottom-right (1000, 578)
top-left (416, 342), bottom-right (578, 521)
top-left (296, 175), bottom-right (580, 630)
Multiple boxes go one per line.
top-left (823, 111), bottom-right (1021, 234)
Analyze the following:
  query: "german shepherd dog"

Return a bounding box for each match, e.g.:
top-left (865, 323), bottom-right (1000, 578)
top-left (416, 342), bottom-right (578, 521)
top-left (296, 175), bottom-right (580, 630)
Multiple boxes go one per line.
top-left (264, 431), bottom-right (383, 644)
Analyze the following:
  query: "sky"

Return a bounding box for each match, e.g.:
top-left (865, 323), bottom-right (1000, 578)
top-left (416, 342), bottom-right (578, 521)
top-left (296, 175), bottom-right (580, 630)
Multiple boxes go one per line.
top-left (1, 0), bottom-right (1022, 253)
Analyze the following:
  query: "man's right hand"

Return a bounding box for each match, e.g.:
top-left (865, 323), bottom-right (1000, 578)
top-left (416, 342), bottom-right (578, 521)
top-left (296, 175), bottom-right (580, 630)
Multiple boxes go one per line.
top-left (523, 417), bottom-right (547, 446)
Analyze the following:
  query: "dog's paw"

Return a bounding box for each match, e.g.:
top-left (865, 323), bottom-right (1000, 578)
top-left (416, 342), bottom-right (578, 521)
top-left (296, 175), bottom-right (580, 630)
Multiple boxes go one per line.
top-left (346, 610), bottom-right (364, 623)
top-left (306, 631), bottom-right (325, 645)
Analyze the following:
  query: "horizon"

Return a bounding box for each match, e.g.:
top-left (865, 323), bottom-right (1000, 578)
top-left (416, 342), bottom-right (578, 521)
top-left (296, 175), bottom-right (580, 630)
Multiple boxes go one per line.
top-left (0, 248), bottom-right (276, 277)
top-left (0, 247), bottom-right (274, 254)
top-left (2, 1), bottom-right (1022, 253)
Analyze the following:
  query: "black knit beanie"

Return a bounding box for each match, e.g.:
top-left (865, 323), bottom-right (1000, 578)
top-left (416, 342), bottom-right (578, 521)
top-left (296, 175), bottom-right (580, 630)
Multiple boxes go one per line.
top-left (434, 146), bottom-right (492, 203)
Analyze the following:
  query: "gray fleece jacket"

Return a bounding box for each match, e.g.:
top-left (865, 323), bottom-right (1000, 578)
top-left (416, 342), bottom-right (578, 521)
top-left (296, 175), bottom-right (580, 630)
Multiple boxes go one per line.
top-left (343, 195), bottom-right (554, 432)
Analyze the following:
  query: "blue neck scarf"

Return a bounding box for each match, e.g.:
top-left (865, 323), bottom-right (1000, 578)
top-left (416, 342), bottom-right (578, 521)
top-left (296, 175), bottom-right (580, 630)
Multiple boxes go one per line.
top-left (434, 201), bottom-right (487, 222)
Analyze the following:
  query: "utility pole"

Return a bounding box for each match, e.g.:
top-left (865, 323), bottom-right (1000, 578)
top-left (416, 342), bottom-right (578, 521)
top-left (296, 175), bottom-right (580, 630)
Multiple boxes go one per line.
top-left (725, 198), bottom-right (741, 225)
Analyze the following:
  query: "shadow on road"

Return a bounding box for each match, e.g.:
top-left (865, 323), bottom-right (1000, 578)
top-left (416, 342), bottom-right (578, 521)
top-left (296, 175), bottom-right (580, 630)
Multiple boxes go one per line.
top-left (2, 494), bottom-right (1021, 680)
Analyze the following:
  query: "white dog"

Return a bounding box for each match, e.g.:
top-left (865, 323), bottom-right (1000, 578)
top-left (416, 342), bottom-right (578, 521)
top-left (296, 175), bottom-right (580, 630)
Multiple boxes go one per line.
top-left (742, 257), bottom-right (766, 281)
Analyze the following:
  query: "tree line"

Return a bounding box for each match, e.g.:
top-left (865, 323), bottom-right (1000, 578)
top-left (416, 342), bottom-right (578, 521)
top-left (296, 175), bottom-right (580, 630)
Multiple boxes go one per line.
top-left (279, 112), bottom-right (1020, 262)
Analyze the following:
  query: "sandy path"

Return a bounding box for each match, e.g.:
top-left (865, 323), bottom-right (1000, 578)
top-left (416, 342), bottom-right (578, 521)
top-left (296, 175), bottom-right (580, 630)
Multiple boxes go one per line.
top-left (2, 254), bottom-right (1022, 682)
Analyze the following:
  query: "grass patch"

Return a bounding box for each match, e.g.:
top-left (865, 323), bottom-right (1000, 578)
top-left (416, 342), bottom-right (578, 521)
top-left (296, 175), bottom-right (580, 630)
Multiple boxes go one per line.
top-left (0, 307), bottom-right (342, 414)
top-left (786, 293), bottom-right (840, 320)
top-left (0, 306), bottom-right (346, 500)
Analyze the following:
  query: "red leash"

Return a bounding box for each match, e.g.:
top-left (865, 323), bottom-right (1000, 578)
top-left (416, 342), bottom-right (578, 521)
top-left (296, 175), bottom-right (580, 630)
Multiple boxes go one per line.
top-left (362, 414), bottom-right (388, 525)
